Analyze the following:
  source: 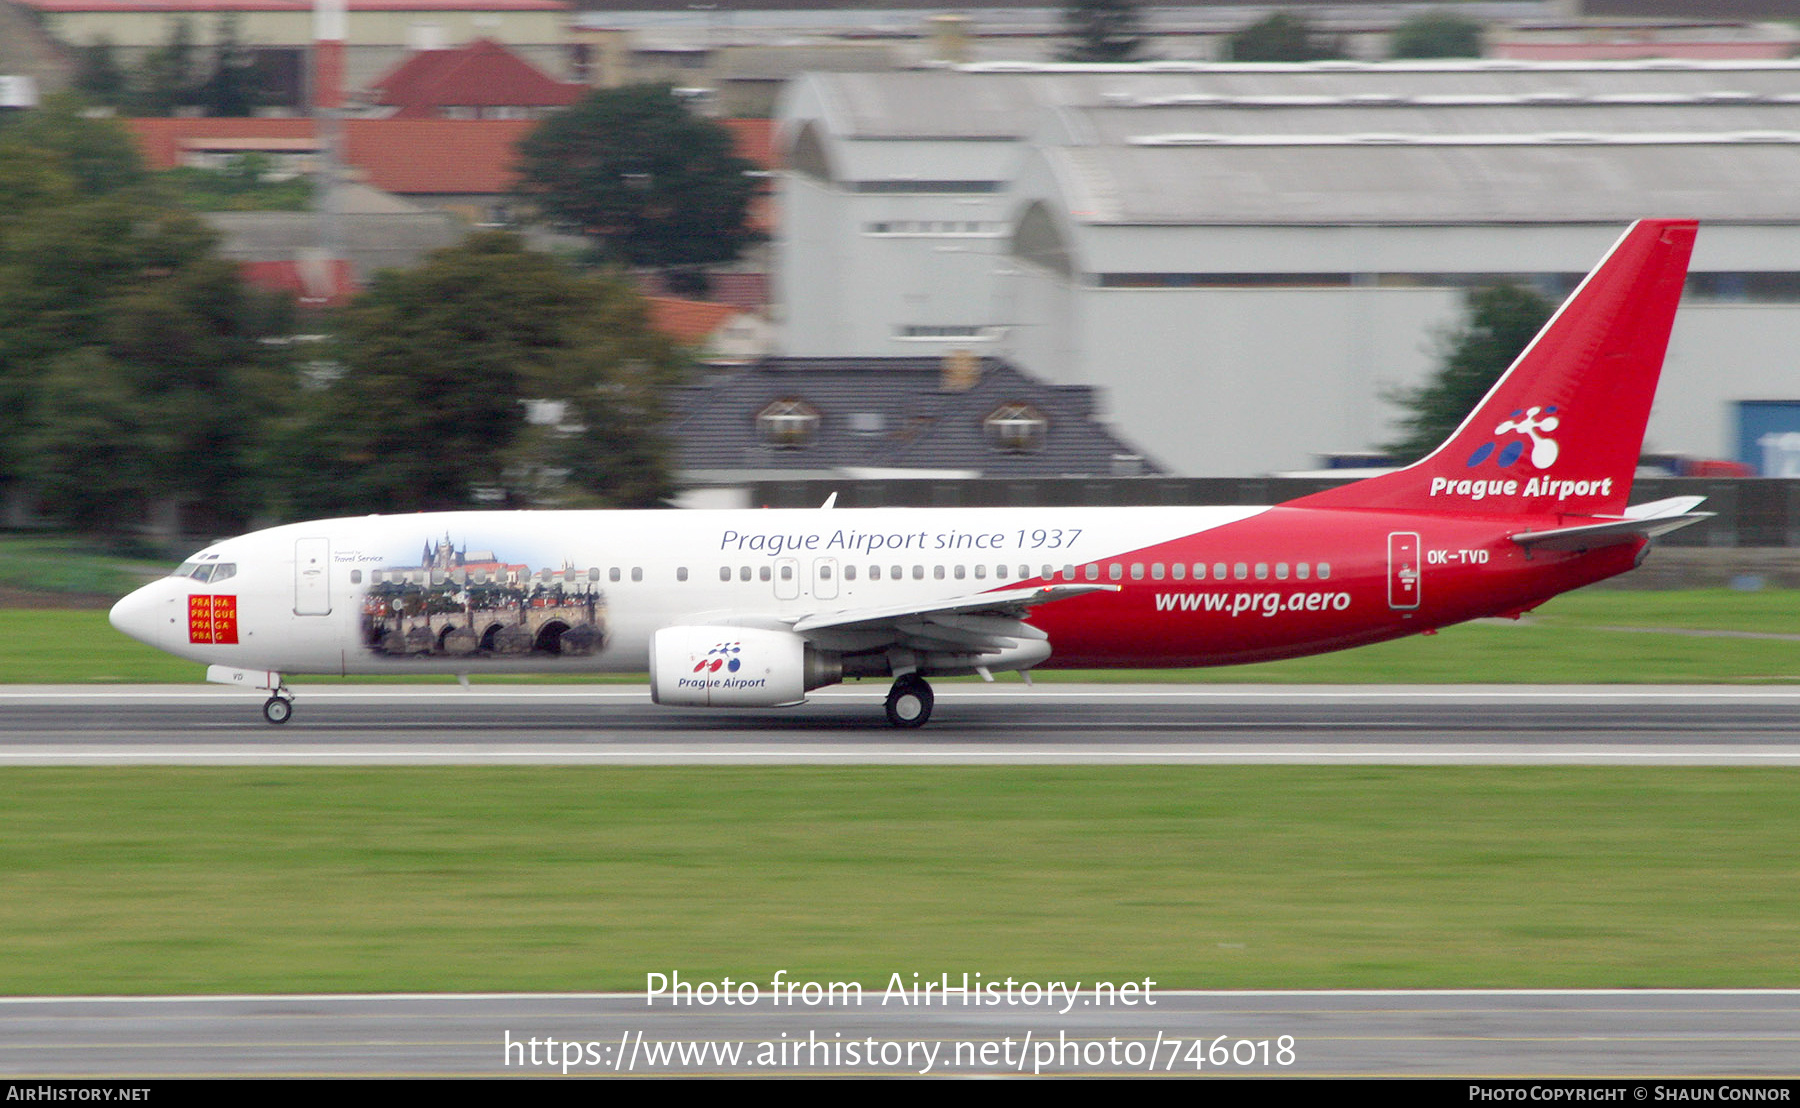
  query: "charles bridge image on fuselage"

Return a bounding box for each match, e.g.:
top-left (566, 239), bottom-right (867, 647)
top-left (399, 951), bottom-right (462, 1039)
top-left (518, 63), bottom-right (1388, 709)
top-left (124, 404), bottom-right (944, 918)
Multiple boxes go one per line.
top-left (359, 537), bottom-right (607, 660)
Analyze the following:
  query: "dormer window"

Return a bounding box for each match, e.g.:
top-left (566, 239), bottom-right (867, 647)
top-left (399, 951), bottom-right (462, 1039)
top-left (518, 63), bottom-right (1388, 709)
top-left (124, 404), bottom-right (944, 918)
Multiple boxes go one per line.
top-left (984, 402), bottom-right (1048, 452)
top-left (757, 398), bottom-right (820, 448)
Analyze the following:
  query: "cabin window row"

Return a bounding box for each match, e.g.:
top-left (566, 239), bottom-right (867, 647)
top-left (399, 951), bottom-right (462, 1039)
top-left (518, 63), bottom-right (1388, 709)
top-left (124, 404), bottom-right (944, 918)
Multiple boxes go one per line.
top-left (696, 562), bottom-right (1331, 584)
top-left (355, 560), bottom-right (1332, 588)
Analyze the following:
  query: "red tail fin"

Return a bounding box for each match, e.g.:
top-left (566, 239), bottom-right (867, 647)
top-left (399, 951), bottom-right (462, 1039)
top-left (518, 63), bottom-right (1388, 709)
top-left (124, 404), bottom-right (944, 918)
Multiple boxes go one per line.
top-left (1289, 219), bottom-right (1697, 517)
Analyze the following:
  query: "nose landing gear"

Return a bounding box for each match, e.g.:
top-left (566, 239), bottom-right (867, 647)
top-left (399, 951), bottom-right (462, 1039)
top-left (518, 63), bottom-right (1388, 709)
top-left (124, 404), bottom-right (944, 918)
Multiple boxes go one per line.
top-left (884, 674), bottom-right (933, 728)
top-left (262, 693), bottom-right (294, 725)
top-left (205, 667), bottom-right (295, 726)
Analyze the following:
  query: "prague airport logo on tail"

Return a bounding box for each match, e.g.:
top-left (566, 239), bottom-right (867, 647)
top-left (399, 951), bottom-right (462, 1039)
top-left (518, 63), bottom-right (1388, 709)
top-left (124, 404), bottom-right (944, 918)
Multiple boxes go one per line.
top-left (1468, 406), bottom-right (1561, 469)
top-left (1432, 402), bottom-right (1614, 504)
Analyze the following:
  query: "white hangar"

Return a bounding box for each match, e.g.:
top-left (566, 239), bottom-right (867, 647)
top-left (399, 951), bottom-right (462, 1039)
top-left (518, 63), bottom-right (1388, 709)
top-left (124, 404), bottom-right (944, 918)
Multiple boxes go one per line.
top-left (775, 61), bottom-right (1800, 476)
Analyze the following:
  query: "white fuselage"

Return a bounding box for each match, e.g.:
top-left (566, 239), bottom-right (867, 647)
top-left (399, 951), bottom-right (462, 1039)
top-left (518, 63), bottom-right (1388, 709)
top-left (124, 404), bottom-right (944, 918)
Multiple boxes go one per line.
top-left (111, 506), bottom-right (1272, 677)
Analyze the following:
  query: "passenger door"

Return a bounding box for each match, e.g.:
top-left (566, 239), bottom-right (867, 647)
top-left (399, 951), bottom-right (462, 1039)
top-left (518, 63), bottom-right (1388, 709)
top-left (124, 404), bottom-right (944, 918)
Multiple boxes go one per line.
top-left (295, 538), bottom-right (332, 615)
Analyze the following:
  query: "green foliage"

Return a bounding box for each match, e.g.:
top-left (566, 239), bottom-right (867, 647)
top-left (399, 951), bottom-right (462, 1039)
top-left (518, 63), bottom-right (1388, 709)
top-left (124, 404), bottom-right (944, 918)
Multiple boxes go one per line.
top-left (1391, 10), bottom-right (1485, 59)
top-left (282, 232), bottom-right (686, 517)
top-left (515, 85), bottom-right (758, 268)
top-left (0, 106), bottom-right (296, 536)
top-left (72, 37), bottom-right (129, 107)
top-left (159, 156), bottom-right (313, 212)
top-left (196, 13), bottom-right (261, 117)
top-left (76, 15), bottom-right (278, 116)
top-left (1385, 282), bottom-right (1555, 463)
top-left (22, 349), bottom-right (174, 533)
top-left (1058, 0), bottom-right (1150, 63)
top-left (1224, 12), bottom-right (1347, 62)
top-left (133, 16), bottom-right (199, 116)
top-left (1, 95), bottom-right (147, 196)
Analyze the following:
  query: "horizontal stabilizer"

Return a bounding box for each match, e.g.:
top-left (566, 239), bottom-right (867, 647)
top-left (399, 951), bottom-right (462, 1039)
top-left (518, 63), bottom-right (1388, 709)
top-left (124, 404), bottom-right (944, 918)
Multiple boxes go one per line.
top-left (1511, 496), bottom-right (1712, 552)
top-left (1621, 494), bottom-right (1707, 520)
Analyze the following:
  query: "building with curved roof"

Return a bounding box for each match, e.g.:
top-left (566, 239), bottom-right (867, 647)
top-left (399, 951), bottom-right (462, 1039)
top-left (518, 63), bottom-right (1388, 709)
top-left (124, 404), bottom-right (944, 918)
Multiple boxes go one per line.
top-left (777, 60), bottom-right (1800, 475)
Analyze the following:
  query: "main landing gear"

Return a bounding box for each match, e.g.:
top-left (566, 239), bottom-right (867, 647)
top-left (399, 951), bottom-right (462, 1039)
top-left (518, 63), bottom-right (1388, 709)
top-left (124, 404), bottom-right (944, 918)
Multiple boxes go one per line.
top-left (262, 693), bottom-right (294, 725)
top-left (884, 674), bottom-right (933, 728)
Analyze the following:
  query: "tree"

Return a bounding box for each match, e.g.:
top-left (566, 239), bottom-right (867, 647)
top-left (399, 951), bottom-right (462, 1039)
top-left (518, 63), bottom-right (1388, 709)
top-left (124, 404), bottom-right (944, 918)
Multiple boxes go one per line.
top-left (282, 232), bottom-right (686, 518)
top-left (3, 95), bottom-right (147, 196)
top-left (197, 14), bottom-right (261, 117)
top-left (514, 85), bottom-right (758, 268)
top-left (72, 37), bottom-right (130, 109)
top-left (0, 106), bottom-right (294, 535)
top-left (1391, 11), bottom-right (1484, 59)
top-left (133, 17), bottom-right (199, 116)
top-left (1058, 0), bottom-right (1149, 64)
top-left (1223, 13), bottom-right (1346, 62)
top-left (22, 348), bottom-right (174, 533)
top-left (1385, 283), bottom-right (1555, 463)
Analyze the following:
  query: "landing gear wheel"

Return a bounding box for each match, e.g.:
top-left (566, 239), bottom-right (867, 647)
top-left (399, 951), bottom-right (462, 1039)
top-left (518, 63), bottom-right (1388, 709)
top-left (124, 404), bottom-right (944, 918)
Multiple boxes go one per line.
top-left (262, 695), bottom-right (293, 725)
top-left (884, 675), bottom-right (933, 728)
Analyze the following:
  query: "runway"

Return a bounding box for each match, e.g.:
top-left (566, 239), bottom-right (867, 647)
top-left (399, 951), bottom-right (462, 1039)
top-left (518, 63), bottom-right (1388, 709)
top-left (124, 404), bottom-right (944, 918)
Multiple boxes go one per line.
top-left (5, 990), bottom-right (1799, 1077)
top-left (5, 685), bottom-right (1799, 1079)
top-left (3, 684), bottom-right (1800, 764)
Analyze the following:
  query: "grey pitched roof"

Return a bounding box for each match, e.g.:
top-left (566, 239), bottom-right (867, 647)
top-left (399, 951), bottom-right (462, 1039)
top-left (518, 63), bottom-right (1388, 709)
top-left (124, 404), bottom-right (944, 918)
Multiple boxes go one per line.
top-left (801, 62), bottom-right (1800, 141)
top-left (1041, 136), bottom-right (1800, 225)
top-left (797, 62), bottom-right (1800, 224)
top-left (670, 356), bottom-right (1164, 477)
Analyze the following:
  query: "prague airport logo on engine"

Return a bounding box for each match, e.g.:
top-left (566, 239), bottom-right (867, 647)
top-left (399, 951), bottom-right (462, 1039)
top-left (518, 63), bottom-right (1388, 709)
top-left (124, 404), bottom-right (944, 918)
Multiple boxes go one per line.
top-left (1467, 405), bottom-right (1561, 470)
top-left (694, 641), bottom-right (743, 674)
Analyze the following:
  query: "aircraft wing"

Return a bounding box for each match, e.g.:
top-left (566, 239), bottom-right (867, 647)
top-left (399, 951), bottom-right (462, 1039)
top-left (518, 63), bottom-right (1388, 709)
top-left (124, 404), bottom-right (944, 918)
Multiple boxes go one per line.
top-left (1510, 496), bottom-right (1712, 553)
top-left (790, 583), bottom-right (1118, 654)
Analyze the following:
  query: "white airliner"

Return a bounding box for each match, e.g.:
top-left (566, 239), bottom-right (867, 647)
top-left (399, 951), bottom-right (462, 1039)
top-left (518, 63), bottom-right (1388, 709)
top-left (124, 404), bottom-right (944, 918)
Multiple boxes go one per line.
top-left (110, 220), bottom-right (1711, 727)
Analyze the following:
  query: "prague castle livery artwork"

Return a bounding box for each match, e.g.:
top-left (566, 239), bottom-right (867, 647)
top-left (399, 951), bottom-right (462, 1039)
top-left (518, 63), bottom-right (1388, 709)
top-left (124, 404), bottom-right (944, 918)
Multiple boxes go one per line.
top-left (358, 535), bottom-right (607, 661)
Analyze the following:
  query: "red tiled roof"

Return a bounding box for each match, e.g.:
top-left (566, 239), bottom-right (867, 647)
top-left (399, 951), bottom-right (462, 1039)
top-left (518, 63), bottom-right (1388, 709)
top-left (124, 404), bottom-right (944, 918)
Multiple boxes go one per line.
top-left (646, 297), bottom-right (742, 346)
top-left (345, 119), bottom-right (536, 193)
top-left (126, 116), bottom-right (776, 199)
top-left (128, 117), bottom-right (314, 170)
top-left (126, 117), bottom-right (533, 193)
top-left (370, 38), bottom-right (584, 118)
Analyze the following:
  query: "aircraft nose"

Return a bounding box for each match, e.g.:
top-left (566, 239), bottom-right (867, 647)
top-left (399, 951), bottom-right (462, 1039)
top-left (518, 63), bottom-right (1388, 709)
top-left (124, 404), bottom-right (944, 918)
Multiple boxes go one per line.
top-left (109, 582), bottom-right (171, 650)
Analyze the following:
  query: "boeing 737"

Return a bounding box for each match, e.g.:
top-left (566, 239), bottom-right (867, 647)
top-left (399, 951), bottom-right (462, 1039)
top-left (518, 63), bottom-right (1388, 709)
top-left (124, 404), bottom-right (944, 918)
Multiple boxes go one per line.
top-left (109, 219), bottom-right (1711, 727)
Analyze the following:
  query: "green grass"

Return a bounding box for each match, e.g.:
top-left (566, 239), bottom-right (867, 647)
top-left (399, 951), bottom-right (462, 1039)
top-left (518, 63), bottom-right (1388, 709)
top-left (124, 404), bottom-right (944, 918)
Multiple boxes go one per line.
top-left (0, 533), bottom-right (163, 600)
top-left (8, 589), bottom-right (1800, 684)
top-left (1, 767), bottom-right (1796, 994)
top-left (1035, 622), bottom-right (1800, 684)
top-left (158, 165), bottom-right (314, 212)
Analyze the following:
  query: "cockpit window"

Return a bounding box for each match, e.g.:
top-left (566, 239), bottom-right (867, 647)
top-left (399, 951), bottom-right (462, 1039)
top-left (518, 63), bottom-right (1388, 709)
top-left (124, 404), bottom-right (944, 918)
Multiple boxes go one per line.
top-left (169, 562), bottom-right (235, 583)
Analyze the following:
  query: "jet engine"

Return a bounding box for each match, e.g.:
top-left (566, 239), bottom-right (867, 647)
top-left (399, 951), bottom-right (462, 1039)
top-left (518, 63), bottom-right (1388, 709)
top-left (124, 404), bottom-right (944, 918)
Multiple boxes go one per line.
top-left (650, 626), bottom-right (842, 707)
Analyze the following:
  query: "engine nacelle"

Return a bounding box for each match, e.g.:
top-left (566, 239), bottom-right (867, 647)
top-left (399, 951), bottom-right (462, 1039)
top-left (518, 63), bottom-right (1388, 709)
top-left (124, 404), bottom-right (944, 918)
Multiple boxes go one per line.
top-left (650, 626), bottom-right (841, 707)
